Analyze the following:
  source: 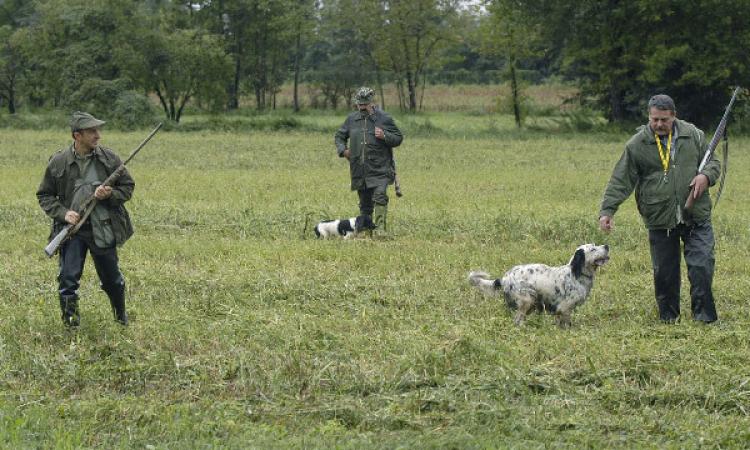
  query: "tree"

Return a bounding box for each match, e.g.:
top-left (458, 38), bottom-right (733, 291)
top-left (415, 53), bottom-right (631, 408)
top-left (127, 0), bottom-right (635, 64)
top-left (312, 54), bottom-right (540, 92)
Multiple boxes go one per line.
top-left (338, 0), bottom-right (458, 112)
top-left (383, 0), bottom-right (460, 112)
top-left (15, 0), bottom-right (134, 108)
top-left (202, 0), bottom-right (299, 110)
top-left (289, 0), bottom-right (318, 112)
top-left (303, 0), bottom-right (373, 109)
top-left (481, 0), bottom-right (543, 127)
top-left (0, 25), bottom-right (22, 113)
top-left (526, 0), bottom-right (750, 126)
top-left (118, 28), bottom-right (232, 122)
top-left (0, 0), bottom-right (32, 113)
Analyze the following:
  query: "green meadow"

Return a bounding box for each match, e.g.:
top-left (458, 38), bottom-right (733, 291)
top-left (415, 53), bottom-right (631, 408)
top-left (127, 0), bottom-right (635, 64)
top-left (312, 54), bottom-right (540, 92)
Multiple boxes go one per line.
top-left (1, 109), bottom-right (750, 448)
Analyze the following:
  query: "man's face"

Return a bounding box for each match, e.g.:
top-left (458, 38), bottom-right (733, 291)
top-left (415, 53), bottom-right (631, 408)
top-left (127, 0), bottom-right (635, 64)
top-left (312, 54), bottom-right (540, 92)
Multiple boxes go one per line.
top-left (74, 127), bottom-right (101, 152)
top-left (357, 102), bottom-right (373, 114)
top-left (648, 107), bottom-right (676, 136)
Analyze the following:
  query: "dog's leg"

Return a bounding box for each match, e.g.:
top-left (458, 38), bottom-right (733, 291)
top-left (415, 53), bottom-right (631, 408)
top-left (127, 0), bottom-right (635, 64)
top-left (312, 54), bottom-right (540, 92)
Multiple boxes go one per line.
top-left (513, 294), bottom-right (535, 326)
top-left (555, 309), bottom-right (573, 328)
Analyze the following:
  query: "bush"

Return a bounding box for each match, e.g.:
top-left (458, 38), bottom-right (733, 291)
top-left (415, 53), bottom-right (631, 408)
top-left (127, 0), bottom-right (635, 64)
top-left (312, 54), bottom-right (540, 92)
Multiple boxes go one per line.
top-left (65, 78), bottom-right (132, 116)
top-left (63, 78), bottom-right (157, 130)
top-left (112, 91), bottom-right (158, 130)
top-left (551, 107), bottom-right (607, 132)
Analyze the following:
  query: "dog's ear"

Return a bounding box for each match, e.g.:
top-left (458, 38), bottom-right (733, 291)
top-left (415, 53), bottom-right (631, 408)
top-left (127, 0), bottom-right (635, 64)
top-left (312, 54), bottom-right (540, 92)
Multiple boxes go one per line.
top-left (571, 248), bottom-right (585, 278)
top-left (338, 219), bottom-right (354, 234)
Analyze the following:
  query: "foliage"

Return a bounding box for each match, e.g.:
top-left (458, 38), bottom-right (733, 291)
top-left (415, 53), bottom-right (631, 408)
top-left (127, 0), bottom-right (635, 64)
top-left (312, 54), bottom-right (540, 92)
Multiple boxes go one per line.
top-left (198, 0), bottom-right (303, 110)
top-left (118, 28), bottom-right (232, 122)
top-left (525, 0), bottom-right (750, 127)
top-left (337, 0), bottom-right (461, 113)
top-left (111, 91), bottom-right (159, 130)
top-left (1, 0), bottom-right (749, 125)
top-left (304, 1), bottom-right (374, 110)
top-left (481, 0), bottom-right (545, 128)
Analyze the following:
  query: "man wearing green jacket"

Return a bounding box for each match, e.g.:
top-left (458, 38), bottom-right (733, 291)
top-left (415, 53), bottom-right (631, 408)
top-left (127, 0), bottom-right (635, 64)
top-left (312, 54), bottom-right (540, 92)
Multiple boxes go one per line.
top-left (599, 94), bottom-right (720, 323)
top-left (37, 112), bottom-right (135, 327)
top-left (335, 87), bottom-right (403, 234)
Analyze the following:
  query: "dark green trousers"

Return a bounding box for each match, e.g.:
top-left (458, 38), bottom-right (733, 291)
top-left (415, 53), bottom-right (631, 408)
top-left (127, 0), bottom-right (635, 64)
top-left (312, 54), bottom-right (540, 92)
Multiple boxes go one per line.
top-left (648, 221), bottom-right (717, 323)
top-left (357, 183), bottom-right (388, 216)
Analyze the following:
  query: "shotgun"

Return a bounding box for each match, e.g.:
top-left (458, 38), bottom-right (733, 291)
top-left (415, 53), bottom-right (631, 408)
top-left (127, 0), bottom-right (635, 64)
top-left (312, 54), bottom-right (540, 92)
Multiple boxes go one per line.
top-left (685, 87), bottom-right (741, 210)
top-left (44, 123), bottom-right (162, 257)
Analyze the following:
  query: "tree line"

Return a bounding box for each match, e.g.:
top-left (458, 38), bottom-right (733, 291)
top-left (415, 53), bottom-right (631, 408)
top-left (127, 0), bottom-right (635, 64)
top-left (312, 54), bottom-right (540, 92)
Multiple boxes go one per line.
top-left (1, 0), bottom-right (747, 128)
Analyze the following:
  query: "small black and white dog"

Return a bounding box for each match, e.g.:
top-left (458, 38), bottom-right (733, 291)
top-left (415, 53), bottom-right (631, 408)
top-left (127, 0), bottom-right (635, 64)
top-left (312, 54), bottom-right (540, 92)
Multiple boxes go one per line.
top-left (314, 215), bottom-right (375, 239)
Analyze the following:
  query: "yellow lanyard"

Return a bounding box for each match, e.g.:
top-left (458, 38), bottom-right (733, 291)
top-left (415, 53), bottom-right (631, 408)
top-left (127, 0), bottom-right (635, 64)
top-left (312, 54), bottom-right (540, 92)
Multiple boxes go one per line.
top-left (655, 130), bottom-right (672, 175)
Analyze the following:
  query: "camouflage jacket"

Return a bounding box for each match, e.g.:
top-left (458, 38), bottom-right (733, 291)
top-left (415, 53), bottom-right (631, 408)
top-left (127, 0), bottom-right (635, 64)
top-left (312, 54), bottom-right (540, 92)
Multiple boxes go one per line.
top-left (335, 109), bottom-right (403, 190)
top-left (600, 119), bottom-right (720, 229)
top-left (37, 144), bottom-right (135, 246)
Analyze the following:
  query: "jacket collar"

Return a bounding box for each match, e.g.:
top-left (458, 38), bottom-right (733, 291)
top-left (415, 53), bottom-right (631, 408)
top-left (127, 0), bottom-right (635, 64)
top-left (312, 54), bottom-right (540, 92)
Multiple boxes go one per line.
top-left (65, 143), bottom-right (103, 166)
top-left (641, 119), bottom-right (685, 145)
top-left (353, 110), bottom-right (379, 122)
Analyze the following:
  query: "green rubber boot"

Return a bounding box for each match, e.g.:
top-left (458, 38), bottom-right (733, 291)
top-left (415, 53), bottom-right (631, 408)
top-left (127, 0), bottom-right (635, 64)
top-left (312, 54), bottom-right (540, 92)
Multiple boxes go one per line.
top-left (372, 203), bottom-right (389, 238)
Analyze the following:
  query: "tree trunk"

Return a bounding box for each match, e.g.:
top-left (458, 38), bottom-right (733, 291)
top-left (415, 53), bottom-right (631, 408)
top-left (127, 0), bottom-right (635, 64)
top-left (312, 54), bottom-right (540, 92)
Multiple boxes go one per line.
top-left (509, 59), bottom-right (522, 128)
top-left (608, 84), bottom-right (624, 122)
top-left (229, 54), bottom-right (241, 110)
top-left (375, 68), bottom-right (385, 110)
top-left (419, 70), bottom-right (427, 112)
top-left (4, 76), bottom-right (16, 114)
top-left (406, 70), bottom-right (417, 112)
top-left (8, 90), bottom-right (15, 114)
top-left (154, 86), bottom-right (169, 119)
top-left (293, 25), bottom-right (301, 113)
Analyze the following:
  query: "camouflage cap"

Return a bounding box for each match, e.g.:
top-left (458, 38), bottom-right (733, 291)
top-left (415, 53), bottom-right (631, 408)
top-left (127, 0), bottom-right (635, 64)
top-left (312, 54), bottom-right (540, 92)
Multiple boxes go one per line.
top-left (354, 87), bottom-right (375, 104)
top-left (70, 111), bottom-right (105, 132)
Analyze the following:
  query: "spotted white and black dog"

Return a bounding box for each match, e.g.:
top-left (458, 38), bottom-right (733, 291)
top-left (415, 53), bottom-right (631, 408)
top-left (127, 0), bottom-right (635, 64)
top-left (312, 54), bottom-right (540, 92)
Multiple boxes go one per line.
top-left (314, 215), bottom-right (375, 239)
top-left (468, 244), bottom-right (610, 327)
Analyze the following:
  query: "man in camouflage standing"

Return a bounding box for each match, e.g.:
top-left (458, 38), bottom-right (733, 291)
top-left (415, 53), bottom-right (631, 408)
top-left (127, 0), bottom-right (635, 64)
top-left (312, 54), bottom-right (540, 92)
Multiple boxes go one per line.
top-left (335, 87), bottom-right (403, 234)
top-left (37, 111), bottom-right (135, 327)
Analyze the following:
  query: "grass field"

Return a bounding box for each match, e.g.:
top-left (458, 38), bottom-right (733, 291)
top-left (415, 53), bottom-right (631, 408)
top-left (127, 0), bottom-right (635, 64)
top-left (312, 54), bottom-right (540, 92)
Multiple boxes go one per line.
top-left (1, 109), bottom-right (750, 448)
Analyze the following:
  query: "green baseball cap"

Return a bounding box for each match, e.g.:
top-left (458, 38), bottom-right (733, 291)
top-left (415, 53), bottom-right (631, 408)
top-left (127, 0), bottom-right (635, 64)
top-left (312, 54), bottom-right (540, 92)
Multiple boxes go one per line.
top-left (70, 111), bottom-right (105, 131)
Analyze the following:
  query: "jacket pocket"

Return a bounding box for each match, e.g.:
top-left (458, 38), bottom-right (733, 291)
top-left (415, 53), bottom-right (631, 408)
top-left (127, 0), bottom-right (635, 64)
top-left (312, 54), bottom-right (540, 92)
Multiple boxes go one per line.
top-left (638, 194), bottom-right (674, 228)
top-left (111, 205), bottom-right (134, 246)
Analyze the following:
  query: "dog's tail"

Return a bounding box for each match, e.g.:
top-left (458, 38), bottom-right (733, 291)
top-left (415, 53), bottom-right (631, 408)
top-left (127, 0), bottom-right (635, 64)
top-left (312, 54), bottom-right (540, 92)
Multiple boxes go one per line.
top-left (468, 271), bottom-right (501, 297)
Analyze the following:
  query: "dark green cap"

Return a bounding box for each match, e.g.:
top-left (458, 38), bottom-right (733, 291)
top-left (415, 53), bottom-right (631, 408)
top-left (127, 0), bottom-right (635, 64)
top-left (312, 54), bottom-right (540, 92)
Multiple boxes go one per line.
top-left (70, 111), bottom-right (105, 131)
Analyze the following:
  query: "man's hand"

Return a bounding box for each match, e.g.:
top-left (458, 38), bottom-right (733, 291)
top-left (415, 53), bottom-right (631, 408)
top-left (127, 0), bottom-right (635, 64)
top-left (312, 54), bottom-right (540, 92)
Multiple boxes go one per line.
top-left (688, 173), bottom-right (709, 199)
top-left (95, 185), bottom-right (112, 200)
top-left (65, 210), bottom-right (80, 225)
top-left (599, 215), bottom-right (613, 232)
top-left (375, 127), bottom-right (385, 140)
top-left (342, 148), bottom-right (351, 160)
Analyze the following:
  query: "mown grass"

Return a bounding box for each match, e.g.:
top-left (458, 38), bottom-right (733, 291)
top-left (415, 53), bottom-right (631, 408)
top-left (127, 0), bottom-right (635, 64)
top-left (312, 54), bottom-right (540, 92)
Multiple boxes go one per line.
top-left (1, 112), bottom-right (749, 448)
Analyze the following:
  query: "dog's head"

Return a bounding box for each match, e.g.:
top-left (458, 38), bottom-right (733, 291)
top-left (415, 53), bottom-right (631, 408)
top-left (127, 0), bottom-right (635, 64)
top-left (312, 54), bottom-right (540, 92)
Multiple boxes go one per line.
top-left (570, 243), bottom-right (610, 278)
top-left (337, 218), bottom-right (356, 235)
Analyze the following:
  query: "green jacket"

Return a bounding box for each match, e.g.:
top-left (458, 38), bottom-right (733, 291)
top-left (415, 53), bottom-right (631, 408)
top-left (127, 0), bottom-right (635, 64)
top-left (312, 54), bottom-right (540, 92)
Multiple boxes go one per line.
top-left (37, 144), bottom-right (135, 246)
top-left (335, 109), bottom-right (403, 190)
top-left (600, 119), bottom-right (720, 229)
